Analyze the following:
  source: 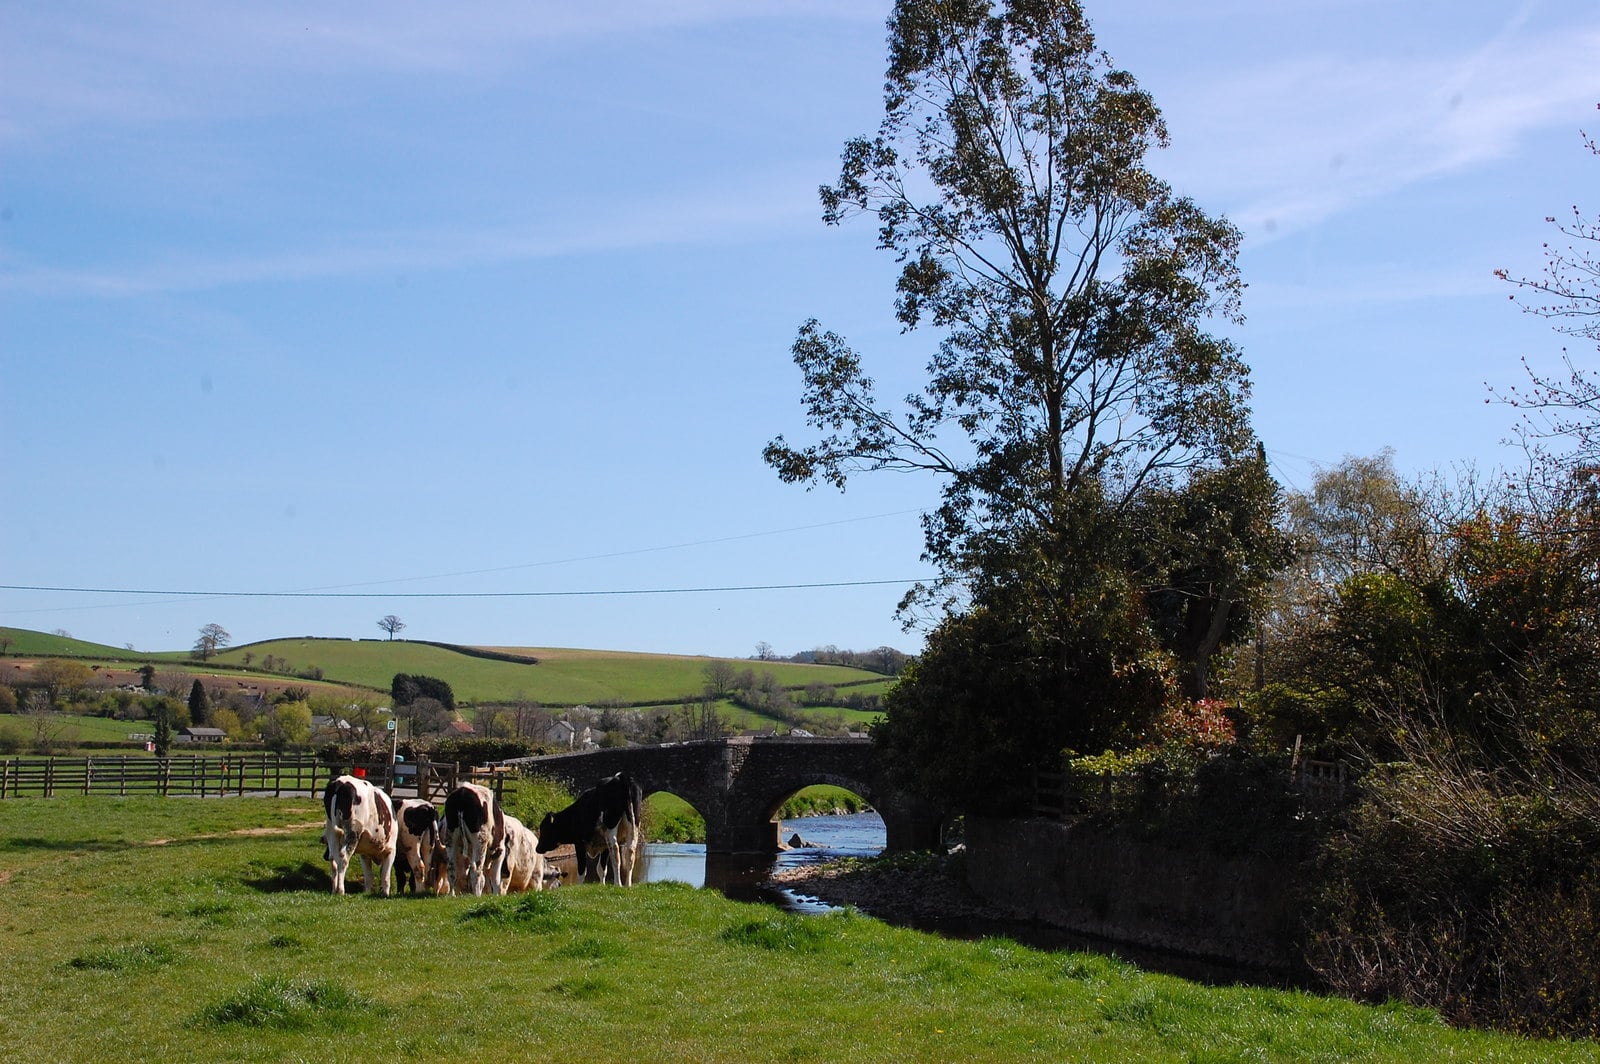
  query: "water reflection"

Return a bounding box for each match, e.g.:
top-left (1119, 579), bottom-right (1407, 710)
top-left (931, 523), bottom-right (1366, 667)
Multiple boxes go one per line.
top-left (639, 811), bottom-right (885, 912)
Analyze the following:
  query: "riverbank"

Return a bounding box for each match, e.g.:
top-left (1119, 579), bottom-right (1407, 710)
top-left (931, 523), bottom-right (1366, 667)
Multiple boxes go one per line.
top-left (766, 848), bottom-right (1006, 924)
top-left (766, 848), bottom-right (1305, 988)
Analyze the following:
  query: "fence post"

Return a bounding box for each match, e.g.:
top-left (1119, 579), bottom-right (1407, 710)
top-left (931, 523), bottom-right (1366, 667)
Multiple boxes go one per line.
top-left (45, 756), bottom-right (55, 798)
top-left (84, 757), bottom-right (93, 795)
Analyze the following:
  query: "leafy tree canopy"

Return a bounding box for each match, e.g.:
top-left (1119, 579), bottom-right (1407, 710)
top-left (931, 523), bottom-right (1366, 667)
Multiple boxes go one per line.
top-left (767, 0), bottom-right (1274, 807)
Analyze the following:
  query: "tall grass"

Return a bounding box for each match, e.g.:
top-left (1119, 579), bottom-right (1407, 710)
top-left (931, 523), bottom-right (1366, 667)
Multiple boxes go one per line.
top-left (0, 796), bottom-right (1592, 1062)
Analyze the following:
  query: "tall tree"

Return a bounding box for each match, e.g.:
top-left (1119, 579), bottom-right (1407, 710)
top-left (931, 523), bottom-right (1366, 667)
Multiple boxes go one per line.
top-left (152, 702), bottom-right (173, 758)
top-left (377, 614), bottom-right (407, 641)
top-left (766, 0), bottom-right (1262, 802)
top-left (187, 678), bottom-right (211, 728)
top-left (193, 623), bottom-right (230, 661)
top-left (765, 0), bottom-right (1253, 598)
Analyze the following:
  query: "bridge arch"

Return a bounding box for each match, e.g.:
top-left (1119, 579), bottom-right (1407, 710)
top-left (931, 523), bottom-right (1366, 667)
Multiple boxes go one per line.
top-left (504, 737), bottom-right (944, 855)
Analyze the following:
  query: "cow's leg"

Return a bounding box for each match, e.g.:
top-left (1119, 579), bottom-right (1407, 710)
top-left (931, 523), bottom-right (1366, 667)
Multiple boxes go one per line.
top-left (466, 836), bottom-right (486, 896)
top-left (603, 828), bottom-right (622, 886)
top-left (326, 825), bottom-right (346, 894)
top-left (377, 849), bottom-right (395, 897)
top-left (359, 853), bottom-right (376, 894)
top-left (531, 851), bottom-right (545, 892)
top-left (448, 830), bottom-right (468, 894)
top-left (619, 823), bottom-right (638, 887)
top-left (488, 849), bottom-right (506, 895)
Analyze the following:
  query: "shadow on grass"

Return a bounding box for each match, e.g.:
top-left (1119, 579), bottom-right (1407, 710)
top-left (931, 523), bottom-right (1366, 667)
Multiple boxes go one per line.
top-left (241, 860), bottom-right (330, 893)
top-left (0, 836), bottom-right (134, 853)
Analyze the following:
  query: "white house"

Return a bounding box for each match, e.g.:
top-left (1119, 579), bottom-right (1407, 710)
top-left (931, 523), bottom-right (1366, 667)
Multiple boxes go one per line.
top-left (544, 719), bottom-right (595, 750)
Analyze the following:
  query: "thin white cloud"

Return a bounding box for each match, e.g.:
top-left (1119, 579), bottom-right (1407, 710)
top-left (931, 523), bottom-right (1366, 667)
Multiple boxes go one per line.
top-left (1156, 18), bottom-right (1600, 242)
top-left (0, 172), bottom-right (820, 298)
top-left (0, 1), bottom-right (886, 142)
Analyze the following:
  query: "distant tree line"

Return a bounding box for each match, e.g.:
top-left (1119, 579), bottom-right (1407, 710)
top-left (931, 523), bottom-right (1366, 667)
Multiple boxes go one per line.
top-left (779, 645), bottom-right (910, 676)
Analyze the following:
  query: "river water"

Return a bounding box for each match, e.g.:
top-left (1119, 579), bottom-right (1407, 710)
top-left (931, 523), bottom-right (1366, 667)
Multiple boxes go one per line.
top-left (636, 811), bottom-right (1290, 987)
top-left (637, 810), bottom-right (886, 912)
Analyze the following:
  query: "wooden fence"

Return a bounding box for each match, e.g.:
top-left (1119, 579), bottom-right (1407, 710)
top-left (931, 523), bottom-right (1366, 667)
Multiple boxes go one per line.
top-left (0, 754), bottom-right (509, 801)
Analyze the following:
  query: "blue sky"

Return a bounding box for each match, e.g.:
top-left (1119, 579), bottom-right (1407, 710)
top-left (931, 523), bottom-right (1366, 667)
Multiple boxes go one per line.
top-left (4, 1), bottom-right (1599, 659)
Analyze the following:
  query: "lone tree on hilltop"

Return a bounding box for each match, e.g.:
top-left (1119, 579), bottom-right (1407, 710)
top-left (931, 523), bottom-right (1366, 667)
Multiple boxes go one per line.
top-left (377, 614), bottom-right (407, 641)
top-left (193, 623), bottom-right (230, 661)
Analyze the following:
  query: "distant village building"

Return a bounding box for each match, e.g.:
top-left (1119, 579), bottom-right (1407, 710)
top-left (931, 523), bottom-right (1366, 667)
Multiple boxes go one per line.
top-left (545, 719), bottom-right (595, 750)
top-left (310, 715), bottom-right (352, 741)
top-left (177, 726), bottom-right (226, 744)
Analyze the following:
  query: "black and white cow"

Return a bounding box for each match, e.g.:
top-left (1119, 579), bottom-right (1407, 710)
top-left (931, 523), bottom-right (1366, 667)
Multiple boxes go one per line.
top-left (497, 813), bottom-right (546, 894)
top-left (444, 782), bottom-right (506, 896)
top-left (536, 771), bottom-right (643, 886)
top-left (395, 797), bottom-right (449, 895)
top-left (322, 774), bottom-right (398, 896)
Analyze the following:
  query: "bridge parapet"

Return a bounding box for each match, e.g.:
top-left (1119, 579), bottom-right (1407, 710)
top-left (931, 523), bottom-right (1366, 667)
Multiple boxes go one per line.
top-left (501, 737), bottom-right (944, 855)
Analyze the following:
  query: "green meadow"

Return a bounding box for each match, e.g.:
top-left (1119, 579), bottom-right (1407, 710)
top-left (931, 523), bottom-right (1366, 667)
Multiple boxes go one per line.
top-left (0, 796), bottom-right (1591, 1063)
top-left (209, 639), bottom-right (886, 704)
top-left (0, 627), bottom-right (891, 708)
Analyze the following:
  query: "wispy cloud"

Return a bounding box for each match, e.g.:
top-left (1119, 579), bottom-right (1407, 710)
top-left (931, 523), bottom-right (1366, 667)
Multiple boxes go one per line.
top-left (1155, 14), bottom-right (1600, 242)
top-left (0, 173), bottom-right (820, 298)
top-left (0, 0), bottom-right (885, 141)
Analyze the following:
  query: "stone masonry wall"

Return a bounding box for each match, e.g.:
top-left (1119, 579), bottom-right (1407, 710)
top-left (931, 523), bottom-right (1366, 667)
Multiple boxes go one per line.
top-left (965, 816), bottom-right (1301, 974)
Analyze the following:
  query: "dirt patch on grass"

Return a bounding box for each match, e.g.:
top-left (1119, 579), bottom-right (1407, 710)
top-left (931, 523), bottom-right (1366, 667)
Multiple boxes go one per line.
top-left (146, 822), bottom-right (324, 846)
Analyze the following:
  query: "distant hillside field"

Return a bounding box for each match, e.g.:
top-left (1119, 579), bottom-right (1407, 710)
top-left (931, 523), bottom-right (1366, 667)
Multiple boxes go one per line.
top-left (0, 627), bottom-right (143, 660)
top-left (1, 628), bottom-right (898, 709)
top-left (211, 638), bottom-right (890, 705)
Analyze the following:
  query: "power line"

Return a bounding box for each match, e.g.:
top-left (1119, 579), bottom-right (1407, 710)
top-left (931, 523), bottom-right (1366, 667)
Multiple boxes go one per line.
top-left (0, 577), bottom-right (937, 601)
top-left (276, 509), bottom-right (929, 594)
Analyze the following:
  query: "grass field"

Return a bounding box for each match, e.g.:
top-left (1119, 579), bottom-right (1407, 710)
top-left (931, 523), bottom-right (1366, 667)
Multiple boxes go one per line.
top-left (1, 796), bottom-right (1594, 1063)
top-left (0, 711), bottom-right (150, 748)
top-left (1, 626), bottom-right (896, 717)
top-left (0, 627), bottom-right (143, 659)
top-left (209, 638), bottom-right (887, 704)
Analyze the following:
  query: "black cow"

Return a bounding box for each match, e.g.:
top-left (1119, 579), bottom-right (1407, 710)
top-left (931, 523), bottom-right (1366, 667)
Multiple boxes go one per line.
top-left (537, 772), bottom-right (644, 886)
top-left (395, 798), bottom-right (449, 894)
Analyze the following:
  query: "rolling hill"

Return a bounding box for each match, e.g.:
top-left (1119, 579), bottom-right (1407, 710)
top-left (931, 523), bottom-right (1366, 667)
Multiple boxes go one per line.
top-left (0, 627), bottom-right (897, 708)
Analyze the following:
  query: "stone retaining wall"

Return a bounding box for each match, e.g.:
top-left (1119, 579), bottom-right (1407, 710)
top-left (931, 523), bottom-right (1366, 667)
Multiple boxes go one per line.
top-left (965, 816), bottom-right (1302, 974)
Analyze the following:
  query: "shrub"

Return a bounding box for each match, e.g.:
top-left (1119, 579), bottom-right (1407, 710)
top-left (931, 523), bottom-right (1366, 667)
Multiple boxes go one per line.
top-left (499, 774), bottom-right (574, 827)
top-left (1305, 751), bottom-right (1600, 1038)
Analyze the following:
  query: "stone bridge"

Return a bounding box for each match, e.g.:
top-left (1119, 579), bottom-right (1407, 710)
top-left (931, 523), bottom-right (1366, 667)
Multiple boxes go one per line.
top-left (505, 736), bottom-right (945, 855)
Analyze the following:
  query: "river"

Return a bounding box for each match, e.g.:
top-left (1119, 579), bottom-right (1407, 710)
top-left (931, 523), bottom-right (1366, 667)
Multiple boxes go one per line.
top-left (637, 810), bottom-right (886, 912)
top-left (635, 810), bottom-right (1292, 987)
